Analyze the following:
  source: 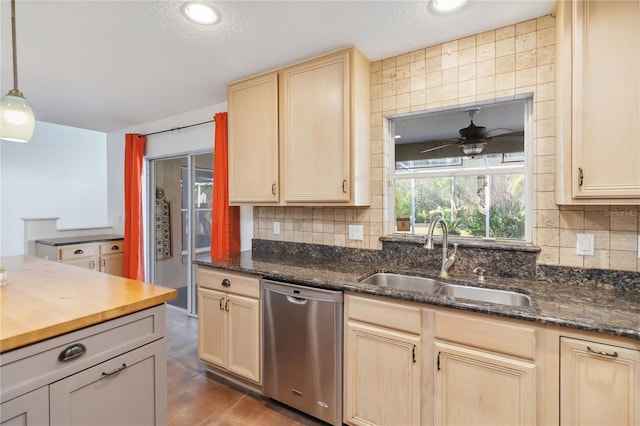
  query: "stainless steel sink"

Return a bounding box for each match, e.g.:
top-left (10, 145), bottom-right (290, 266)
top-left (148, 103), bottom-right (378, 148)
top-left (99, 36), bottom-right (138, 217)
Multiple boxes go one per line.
top-left (359, 273), bottom-right (442, 293)
top-left (438, 284), bottom-right (532, 307)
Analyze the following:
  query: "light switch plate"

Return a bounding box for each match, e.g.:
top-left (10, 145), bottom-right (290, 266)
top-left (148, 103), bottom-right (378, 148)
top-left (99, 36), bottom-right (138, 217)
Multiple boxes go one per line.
top-left (349, 224), bottom-right (363, 240)
top-left (576, 233), bottom-right (594, 256)
top-left (273, 221), bottom-right (280, 235)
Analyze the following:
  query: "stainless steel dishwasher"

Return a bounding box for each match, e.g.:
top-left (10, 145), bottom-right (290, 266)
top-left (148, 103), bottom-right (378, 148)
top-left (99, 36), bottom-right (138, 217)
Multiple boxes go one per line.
top-left (262, 280), bottom-right (343, 426)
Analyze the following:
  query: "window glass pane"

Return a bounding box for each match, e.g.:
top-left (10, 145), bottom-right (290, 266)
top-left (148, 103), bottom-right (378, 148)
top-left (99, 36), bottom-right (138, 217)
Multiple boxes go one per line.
top-left (394, 173), bottom-right (525, 240)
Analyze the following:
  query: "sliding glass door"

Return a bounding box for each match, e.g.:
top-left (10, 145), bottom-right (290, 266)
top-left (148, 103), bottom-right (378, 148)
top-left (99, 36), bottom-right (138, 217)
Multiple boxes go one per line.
top-left (146, 152), bottom-right (213, 315)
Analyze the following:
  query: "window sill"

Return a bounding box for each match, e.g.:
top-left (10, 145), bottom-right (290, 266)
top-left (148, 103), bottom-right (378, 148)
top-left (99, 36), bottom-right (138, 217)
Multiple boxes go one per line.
top-left (381, 234), bottom-right (540, 253)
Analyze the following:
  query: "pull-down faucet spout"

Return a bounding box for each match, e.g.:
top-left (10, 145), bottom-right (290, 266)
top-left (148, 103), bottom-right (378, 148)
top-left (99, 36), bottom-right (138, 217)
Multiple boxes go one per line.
top-left (424, 216), bottom-right (458, 278)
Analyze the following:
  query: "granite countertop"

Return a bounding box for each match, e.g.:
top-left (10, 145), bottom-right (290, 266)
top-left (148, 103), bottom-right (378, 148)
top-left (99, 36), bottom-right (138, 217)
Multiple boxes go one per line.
top-left (35, 234), bottom-right (124, 246)
top-left (194, 250), bottom-right (640, 341)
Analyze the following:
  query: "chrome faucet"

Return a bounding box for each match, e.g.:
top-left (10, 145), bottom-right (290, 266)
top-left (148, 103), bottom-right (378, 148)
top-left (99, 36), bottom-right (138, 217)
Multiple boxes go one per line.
top-left (424, 216), bottom-right (458, 278)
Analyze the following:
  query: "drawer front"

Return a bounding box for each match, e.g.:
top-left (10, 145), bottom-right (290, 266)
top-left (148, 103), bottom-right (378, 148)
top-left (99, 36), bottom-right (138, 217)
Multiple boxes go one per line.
top-left (347, 294), bottom-right (421, 335)
top-left (198, 267), bottom-right (260, 298)
top-left (434, 311), bottom-right (536, 360)
top-left (59, 244), bottom-right (96, 260)
top-left (100, 240), bottom-right (124, 255)
top-left (0, 305), bottom-right (166, 403)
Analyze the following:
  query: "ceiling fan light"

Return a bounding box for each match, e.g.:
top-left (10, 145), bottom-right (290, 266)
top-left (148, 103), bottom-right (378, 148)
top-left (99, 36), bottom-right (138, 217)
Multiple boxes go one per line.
top-left (432, 0), bottom-right (468, 13)
top-left (0, 91), bottom-right (35, 143)
top-left (461, 142), bottom-right (485, 156)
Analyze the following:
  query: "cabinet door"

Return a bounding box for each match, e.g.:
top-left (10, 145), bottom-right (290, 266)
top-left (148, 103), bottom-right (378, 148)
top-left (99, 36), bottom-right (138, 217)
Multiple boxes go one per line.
top-left (569, 0), bottom-right (640, 199)
top-left (226, 294), bottom-right (261, 384)
top-left (50, 339), bottom-right (167, 426)
top-left (61, 256), bottom-right (97, 270)
top-left (560, 337), bottom-right (639, 425)
top-left (100, 254), bottom-right (123, 276)
top-left (228, 72), bottom-right (280, 203)
top-left (197, 287), bottom-right (227, 368)
top-left (0, 386), bottom-right (49, 426)
top-left (345, 320), bottom-right (420, 426)
top-left (281, 51), bottom-right (350, 203)
top-left (434, 341), bottom-right (535, 426)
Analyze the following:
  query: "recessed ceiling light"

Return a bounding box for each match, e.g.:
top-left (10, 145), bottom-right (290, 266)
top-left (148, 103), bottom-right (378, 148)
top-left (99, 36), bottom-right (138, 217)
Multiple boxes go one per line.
top-left (395, 135), bottom-right (402, 139)
top-left (432, 0), bottom-right (468, 13)
top-left (182, 2), bottom-right (218, 25)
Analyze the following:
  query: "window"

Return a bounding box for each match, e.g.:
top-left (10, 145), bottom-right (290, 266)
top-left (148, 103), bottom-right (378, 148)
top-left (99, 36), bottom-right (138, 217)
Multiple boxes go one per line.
top-left (391, 99), bottom-right (532, 241)
top-left (181, 167), bottom-right (213, 253)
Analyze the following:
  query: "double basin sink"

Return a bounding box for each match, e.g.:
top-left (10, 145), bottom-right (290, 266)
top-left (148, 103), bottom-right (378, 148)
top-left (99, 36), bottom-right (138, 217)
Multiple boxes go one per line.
top-left (359, 272), bottom-right (532, 307)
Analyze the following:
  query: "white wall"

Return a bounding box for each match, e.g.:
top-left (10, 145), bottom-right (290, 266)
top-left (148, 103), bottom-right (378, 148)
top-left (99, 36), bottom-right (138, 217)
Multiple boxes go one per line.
top-left (0, 121), bottom-right (108, 256)
top-left (106, 102), bottom-right (253, 251)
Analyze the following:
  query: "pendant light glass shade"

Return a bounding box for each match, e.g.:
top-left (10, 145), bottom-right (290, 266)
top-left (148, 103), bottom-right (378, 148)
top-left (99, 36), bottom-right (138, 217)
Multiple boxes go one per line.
top-left (461, 142), bottom-right (485, 156)
top-left (1, 90), bottom-right (35, 143)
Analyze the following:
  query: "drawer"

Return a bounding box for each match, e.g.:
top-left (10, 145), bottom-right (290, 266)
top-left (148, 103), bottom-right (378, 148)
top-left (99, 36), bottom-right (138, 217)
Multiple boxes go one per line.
top-left (346, 294), bottom-right (421, 335)
top-left (198, 267), bottom-right (260, 298)
top-left (0, 305), bottom-right (166, 403)
top-left (434, 311), bottom-right (536, 360)
top-left (100, 240), bottom-right (124, 255)
top-left (59, 244), bottom-right (96, 260)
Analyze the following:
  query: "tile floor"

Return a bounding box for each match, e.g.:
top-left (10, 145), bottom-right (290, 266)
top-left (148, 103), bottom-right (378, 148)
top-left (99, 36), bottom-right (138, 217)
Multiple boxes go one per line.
top-left (165, 307), bottom-right (326, 426)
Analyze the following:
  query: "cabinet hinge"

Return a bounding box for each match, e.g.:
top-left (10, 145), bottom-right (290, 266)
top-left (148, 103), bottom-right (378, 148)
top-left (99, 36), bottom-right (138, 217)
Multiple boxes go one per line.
top-left (412, 345), bottom-right (416, 363)
top-left (437, 352), bottom-right (441, 371)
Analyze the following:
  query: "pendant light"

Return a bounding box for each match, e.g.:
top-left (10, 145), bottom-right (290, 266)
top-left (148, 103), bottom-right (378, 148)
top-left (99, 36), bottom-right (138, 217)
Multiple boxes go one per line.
top-left (1, 0), bottom-right (35, 143)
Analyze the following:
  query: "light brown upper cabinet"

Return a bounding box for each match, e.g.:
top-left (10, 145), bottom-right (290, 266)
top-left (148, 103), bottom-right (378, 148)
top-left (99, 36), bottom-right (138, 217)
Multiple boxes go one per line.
top-left (227, 47), bottom-right (370, 206)
top-left (556, 0), bottom-right (640, 204)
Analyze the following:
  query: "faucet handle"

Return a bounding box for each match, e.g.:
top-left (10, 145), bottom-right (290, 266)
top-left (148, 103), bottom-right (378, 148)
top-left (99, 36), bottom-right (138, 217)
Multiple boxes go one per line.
top-left (473, 267), bottom-right (486, 281)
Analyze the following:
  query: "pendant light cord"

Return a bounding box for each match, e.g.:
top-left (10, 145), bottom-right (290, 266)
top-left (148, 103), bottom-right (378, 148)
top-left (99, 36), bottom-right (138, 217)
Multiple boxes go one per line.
top-left (10, 0), bottom-right (19, 91)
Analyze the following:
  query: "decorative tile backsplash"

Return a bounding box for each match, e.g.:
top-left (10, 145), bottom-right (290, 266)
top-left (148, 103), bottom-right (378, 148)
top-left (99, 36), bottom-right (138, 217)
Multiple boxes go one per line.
top-left (253, 15), bottom-right (640, 273)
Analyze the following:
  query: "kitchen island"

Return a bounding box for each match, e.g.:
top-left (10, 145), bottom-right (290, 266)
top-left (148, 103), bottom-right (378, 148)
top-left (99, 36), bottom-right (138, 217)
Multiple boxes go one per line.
top-left (0, 255), bottom-right (177, 425)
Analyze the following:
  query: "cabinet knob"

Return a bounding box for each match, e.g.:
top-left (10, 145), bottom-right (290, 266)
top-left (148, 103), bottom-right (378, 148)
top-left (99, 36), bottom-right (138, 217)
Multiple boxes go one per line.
top-left (221, 278), bottom-right (231, 287)
top-left (58, 343), bottom-right (87, 362)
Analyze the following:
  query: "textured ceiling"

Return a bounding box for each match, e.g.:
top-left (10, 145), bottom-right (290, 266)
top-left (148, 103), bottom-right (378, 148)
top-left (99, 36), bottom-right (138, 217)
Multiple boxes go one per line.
top-left (0, 0), bottom-right (555, 133)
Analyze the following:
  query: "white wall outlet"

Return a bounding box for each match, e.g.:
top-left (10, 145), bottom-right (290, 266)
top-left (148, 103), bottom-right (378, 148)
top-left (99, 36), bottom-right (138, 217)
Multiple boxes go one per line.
top-left (273, 221), bottom-right (280, 235)
top-left (576, 233), bottom-right (594, 256)
top-left (348, 224), bottom-right (363, 241)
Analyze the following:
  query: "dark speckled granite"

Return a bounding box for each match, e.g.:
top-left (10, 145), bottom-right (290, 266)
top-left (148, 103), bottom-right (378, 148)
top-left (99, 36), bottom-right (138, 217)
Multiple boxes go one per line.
top-left (194, 239), bottom-right (640, 341)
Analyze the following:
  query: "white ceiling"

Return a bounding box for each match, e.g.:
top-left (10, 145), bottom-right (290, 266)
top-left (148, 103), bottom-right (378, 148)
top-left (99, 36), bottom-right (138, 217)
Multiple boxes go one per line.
top-left (0, 0), bottom-right (555, 133)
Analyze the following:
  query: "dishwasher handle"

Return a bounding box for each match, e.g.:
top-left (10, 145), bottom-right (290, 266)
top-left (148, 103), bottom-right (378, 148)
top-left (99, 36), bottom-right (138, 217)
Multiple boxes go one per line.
top-left (286, 295), bottom-right (308, 305)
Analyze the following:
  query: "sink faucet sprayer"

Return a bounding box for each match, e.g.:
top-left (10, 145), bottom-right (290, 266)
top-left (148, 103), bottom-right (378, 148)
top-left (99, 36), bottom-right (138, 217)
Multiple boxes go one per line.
top-left (424, 216), bottom-right (458, 278)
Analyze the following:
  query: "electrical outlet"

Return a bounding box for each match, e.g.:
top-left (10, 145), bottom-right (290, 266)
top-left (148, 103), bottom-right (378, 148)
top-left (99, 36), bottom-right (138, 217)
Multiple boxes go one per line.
top-left (273, 221), bottom-right (280, 235)
top-left (576, 233), bottom-right (594, 256)
top-left (348, 224), bottom-right (363, 240)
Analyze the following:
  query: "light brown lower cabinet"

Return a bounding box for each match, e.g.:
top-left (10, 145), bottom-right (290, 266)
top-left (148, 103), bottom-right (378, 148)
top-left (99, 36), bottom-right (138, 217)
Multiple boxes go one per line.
top-left (560, 337), bottom-right (640, 425)
top-left (0, 305), bottom-right (167, 426)
top-left (343, 292), bottom-right (640, 426)
top-left (197, 267), bottom-right (261, 385)
top-left (35, 240), bottom-right (124, 277)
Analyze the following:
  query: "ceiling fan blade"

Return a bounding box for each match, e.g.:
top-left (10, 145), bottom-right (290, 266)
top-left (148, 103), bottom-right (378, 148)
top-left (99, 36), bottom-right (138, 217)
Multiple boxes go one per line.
top-left (484, 128), bottom-right (524, 138)
top-left (421, 142), bottom-right (458, 154)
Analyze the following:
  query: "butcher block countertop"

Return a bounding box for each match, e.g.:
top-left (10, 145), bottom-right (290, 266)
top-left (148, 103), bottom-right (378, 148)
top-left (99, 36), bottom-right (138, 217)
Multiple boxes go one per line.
top-left (0, 255), bottom-right (177, 353)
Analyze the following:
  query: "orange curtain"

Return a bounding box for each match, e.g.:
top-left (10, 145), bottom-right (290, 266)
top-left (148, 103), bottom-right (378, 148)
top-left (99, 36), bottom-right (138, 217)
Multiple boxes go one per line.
top-left (123, 133), bottom-right (146, 280)
top-left (210, 112), bottom-right (241, 257)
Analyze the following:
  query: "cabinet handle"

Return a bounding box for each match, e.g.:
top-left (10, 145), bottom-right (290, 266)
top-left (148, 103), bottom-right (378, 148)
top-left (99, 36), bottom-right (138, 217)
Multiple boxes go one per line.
top-left (342, 180), bottom-right (347, 193)
top-left (111, 245), bottom-right (120, 251)
top-left (437, 352), bottom-right (441, 371)
top-left (587, 346), bottom-right (618, 358)
top-left (219, 297), bottom-right (225, 310)
top-left (90, 260), bottom-right (96, 269)
top-left (412, 345), bottom-right (416, 363)
top-left (225, 299), bottom-right (230, 311)
top-left (58, 343), bottom-right (87, 362)
top-left (272, 183), bottom-right (276, 195)
top-left (221, 278), bottom-right (231, 287)
top-left (578, 167), bottom-right (584, 187)
top-left (74, 249), bottom-right (84, 255)
top-left (101, 258), bottom-right (106, 267)
top-left (101, 363), bottom-right (127, 378)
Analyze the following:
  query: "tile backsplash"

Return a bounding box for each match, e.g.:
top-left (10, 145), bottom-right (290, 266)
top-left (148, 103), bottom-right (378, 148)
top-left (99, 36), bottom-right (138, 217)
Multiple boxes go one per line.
top-left (253, 15), bottom-right (640, 273)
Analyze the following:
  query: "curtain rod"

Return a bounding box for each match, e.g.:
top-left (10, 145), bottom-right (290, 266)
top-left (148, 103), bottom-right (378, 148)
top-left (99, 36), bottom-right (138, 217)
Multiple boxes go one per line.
top-left (138, 119), bottom-right (215, 138)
